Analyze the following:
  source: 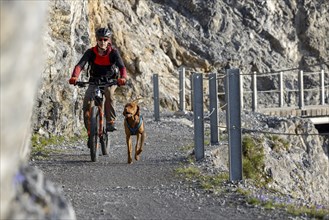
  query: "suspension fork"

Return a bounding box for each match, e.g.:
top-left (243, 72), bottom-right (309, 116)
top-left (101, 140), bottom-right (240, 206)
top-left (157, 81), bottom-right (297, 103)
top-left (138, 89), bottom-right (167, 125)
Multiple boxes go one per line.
top-left (87, 100), bottom-right (95, 137)
top-left (94, 96), bottom-right (105, 137)
top-left (87, 101), bottom-right (104, 137)
top-left (98, 105), bottom-right (104, 137)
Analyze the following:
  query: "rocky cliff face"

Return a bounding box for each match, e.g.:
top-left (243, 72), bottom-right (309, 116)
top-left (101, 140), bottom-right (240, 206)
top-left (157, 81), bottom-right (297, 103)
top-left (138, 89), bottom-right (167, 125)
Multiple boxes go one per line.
top-left (246, 114), bottom-right (329, 206)
top-left (33, 0), bottom-right (329, 137)
top-left (32, 0), bottom-right (90, 137)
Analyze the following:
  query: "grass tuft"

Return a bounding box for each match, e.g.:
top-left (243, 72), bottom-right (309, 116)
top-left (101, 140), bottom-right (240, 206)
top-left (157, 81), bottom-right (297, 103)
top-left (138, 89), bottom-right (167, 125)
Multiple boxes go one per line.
top-left (267, 134), bottom-right (290, 152)
top-left (30, 130), bottom-right (87, 160)
top-left (242, 135), bottom-right (272, 186)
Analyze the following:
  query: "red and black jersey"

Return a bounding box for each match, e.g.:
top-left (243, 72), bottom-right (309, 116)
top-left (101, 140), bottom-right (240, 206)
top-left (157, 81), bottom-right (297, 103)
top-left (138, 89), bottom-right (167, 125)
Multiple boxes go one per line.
top-left (71, 46), bottom-right (127, 79)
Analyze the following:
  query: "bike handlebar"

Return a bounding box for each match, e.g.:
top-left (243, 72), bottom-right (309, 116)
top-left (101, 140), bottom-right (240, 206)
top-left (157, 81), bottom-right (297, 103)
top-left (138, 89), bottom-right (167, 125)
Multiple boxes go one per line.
top-left (75, 78), bottom-right (117, 88)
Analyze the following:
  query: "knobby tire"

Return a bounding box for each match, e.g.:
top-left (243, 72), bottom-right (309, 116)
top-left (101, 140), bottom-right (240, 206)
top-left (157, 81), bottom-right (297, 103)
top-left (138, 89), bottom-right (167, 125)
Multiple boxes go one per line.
top-left (90, 106), bottom-right (100, 162)
top-left (100, 129), bottom-right (110, 156)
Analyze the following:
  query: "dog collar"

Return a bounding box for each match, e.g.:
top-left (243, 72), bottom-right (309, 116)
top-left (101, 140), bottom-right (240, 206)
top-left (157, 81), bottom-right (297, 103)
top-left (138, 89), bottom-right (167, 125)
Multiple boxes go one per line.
top-left (126, 116), bottom-right (143, 135)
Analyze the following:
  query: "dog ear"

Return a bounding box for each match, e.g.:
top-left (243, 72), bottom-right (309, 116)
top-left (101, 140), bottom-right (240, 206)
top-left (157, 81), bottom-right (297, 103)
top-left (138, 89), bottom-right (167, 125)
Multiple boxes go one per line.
top-left (123, 107), bottom-right (127, 116)
top-left (136, 105), bottom-right (140, 116)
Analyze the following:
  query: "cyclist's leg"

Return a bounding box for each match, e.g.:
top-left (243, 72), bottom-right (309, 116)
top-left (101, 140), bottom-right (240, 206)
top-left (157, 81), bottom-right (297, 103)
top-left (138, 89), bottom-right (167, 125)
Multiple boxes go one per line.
top-left (82, 85), bottom-right (95, 131)
top-left (104, 85), bottom-right (118, 130)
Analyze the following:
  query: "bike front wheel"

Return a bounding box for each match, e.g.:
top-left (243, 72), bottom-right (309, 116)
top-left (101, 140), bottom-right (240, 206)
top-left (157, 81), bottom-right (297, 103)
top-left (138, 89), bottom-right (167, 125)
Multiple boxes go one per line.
top-left (100, 130), bottom-right (110, 156)
top-left (90, 106), bottom-right (100, 162)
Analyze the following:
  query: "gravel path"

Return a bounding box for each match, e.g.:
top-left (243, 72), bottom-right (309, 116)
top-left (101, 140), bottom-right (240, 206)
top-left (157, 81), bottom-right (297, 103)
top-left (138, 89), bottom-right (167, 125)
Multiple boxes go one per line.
top-left (32, 106), bottom-right (299, 220)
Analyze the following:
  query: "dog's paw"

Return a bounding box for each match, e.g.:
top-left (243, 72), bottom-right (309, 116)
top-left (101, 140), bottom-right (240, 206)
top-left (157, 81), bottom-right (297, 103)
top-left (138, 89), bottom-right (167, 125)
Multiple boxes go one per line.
top-left (135, 155), bottom-right (140, 161)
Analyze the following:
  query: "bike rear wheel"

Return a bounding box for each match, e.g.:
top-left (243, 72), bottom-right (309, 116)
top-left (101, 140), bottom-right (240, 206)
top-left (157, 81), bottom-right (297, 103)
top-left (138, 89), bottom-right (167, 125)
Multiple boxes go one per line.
top-left (90, 106), bottom-right (100, 162)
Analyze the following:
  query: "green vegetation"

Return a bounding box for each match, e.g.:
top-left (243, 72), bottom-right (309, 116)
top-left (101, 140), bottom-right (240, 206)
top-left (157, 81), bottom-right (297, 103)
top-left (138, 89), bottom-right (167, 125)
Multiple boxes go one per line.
top-left (204, 129), bottom-right (210, 137)
top-left (199, 173), bottom-right (229, 192)
top-left (286, 205), bottom-right (329, 219)
top-left (204, 139), bottom-right (210, 146)
top-left (30, 130), bottom-right (87, 160)
top-left (246, 197), bottom-right (329, 218)
top-left (177, 136), bottom-right (329, 219)
top-left (219, 133), bottom-right (228, 142)
top-left (236, 187), bottom-right (251, 196)
top-left (175, 165), bottom-right (229, 193)
top-left (246, 197), bottom-right (262, 206)
top-left (175, 166), bottom-right (200, 179)
top-left (242, 135), bottom-right (272, 186)
top-left (179, 138), bottom-right (211, 153)
top-left (232, 186), bottom-right (329, 218)
top-left (267, 134), bottom-right (290, 152)
top-left (186, 154), bottom-right (195, 164)
top-left (179, 143), bottom-right (194, 152)
top-left (30, 134), bottom-right (65, 160)
top-left (31, 134), bottom-right (65, 148)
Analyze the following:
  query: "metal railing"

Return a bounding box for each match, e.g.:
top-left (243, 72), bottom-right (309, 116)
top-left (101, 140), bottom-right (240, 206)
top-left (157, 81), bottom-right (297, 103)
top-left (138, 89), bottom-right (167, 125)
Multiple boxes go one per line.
top-left (153, 68), bottom-right (328, 118)
top-left (152, 67), bottom-right (329, 181)
top-left (240, 70), bottom-right (328, 111)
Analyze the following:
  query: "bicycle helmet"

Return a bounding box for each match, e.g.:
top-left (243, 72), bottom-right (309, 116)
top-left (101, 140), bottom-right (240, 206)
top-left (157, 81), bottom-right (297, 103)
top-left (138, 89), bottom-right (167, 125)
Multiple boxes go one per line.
top-left (95, 27), bottom-right (112, 38)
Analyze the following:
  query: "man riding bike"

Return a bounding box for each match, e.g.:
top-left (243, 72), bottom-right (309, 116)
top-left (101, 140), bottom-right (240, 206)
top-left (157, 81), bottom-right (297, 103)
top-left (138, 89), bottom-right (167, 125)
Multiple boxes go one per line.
top-left (69, 27), bottom-right (127, 133)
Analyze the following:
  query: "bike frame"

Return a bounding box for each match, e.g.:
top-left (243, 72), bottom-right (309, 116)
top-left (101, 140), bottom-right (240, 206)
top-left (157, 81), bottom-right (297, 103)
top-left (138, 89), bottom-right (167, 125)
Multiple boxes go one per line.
top-left (76, 78), bottom-right (117, 137)
top-left (88, 87), bottom-right (104, 137)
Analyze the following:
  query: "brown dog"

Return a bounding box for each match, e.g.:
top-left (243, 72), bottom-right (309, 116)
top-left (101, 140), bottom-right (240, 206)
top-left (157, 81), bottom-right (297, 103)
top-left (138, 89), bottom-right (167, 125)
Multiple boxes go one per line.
top-left (123, 100), bottom-right (145, 164)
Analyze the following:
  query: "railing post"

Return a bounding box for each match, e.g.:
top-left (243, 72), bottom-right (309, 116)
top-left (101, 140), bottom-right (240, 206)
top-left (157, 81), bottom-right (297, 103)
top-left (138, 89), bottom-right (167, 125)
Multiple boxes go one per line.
top-left (179, 67), bottom-right (186, 112)
top-left (225, 69), bottom-right (242, 181)
top-left (240, 72), bottom-right (244, 110)
top-left (209, 73), bottom-right (219, 145)
top-left (252, 71), bottom-right (257, 111)
top-left (298, 70), bottom-right (304, 109)
top-left (279, 72), bottom-right (284, 107)
top-left (190, 74), bottom-right (194, 111)
top-left (193, 73), bottom-right (204, 161)
top-left (153, 74), bottom-right (160, 121)
top-left (320, 69), bottom-right (325, 105)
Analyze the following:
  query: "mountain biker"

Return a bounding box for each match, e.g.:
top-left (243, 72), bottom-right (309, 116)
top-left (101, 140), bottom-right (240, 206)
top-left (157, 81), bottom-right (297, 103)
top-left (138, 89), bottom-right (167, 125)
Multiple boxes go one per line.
top-left (69, 27), bottom-right (127, 133)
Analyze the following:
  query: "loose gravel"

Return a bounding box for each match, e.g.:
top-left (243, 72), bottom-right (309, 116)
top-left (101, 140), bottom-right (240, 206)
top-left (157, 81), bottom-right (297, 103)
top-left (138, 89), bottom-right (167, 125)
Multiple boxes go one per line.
top-left (31, 105), bottom-right (306, 220)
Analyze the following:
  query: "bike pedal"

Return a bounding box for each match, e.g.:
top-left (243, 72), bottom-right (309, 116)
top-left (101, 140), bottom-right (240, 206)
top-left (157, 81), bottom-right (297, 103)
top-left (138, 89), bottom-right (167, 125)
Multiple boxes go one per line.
top-left (106, 123), bottom-right (117, 132)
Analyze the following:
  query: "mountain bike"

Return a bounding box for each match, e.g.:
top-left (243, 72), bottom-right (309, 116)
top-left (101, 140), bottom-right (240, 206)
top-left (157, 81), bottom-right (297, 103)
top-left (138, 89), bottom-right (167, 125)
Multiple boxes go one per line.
top-left (76, 77), bottom-right (117, 162)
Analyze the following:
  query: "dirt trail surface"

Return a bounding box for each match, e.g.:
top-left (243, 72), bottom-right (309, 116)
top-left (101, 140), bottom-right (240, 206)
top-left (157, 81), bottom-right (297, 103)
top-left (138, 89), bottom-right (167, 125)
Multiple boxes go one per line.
top-left (31, 106), bottom-right (297, 220)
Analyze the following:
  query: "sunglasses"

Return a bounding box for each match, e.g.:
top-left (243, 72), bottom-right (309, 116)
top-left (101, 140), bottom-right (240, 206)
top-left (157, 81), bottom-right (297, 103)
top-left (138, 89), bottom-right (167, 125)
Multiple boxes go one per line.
top-left (97, 38), bottom-right (109, 42)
